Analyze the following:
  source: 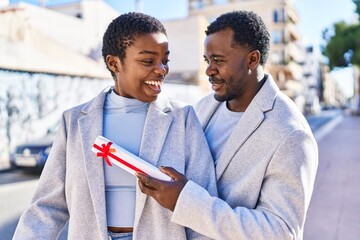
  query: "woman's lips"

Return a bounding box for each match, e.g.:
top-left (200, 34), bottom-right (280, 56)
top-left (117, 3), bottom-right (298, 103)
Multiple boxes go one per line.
top-left (145, 80), bottom-right (163, 92)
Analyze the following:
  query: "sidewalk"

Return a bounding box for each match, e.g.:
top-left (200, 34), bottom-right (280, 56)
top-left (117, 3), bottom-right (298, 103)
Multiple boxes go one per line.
top-left (304, 113), bottom-right (360, 240)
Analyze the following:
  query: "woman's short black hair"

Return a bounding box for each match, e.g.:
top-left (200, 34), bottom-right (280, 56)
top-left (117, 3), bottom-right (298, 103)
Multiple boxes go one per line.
top-left (206, 11), bottom-right (270, 65)
top-left (102, 12), bottom-right (167, 74)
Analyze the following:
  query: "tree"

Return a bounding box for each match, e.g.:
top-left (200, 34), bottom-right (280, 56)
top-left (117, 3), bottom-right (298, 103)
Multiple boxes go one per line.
top-left (322, 0), bottom-right (360, 114)
top-left (322, 0), bottom-right (360, 69)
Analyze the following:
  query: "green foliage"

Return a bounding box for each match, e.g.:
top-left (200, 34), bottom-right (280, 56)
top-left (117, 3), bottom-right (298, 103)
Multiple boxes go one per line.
top-left (322, 0), bottom-right (360, 69)
top-left (355, 0), bottom-right (360, 16)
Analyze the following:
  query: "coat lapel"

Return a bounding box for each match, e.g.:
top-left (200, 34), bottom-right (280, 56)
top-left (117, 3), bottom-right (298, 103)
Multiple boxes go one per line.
top-left (215, 75), bottom-right (279, 180)
top-left (139, 97), bottom-right (173, 166)
top-left (215, 104), bottom-right (264, 180)
top-left (134, 94), bottom-right (173, 229)
top-left (195, 94), bottom-right (222, 130)
top-left (78, 91), bottom-right (108, 238)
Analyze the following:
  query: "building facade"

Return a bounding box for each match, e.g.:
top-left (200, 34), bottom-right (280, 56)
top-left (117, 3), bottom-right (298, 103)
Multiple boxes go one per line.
top-left (0, 0), bottom-right (116, 165)
top-left (188, 0), bottom-right (306, 109)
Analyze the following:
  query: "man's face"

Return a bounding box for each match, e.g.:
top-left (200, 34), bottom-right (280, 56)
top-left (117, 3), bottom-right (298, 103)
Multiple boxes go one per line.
top-left (110, 32), bottom-right (169, 102)
top-left (203, 28), bottom-right (250, 103)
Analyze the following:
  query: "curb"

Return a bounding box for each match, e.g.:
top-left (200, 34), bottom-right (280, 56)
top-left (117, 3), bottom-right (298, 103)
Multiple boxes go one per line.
top-left (0, 166), bottom-right (13, 173)
top-left (0, 167), bottom-right (13, 174)
top-left (313, 114), bottom-right (343, 142)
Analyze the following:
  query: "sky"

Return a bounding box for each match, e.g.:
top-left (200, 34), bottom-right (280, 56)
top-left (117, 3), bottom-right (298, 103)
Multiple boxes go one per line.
top-left (8, 0), bottom-right (358, 97)
top-left (8, 0), bottom-right (356, 49)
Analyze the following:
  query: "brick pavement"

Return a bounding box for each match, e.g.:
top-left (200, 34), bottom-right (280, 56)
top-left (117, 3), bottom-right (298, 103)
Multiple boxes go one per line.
top-left (304, 114), bottom-right (360, 240)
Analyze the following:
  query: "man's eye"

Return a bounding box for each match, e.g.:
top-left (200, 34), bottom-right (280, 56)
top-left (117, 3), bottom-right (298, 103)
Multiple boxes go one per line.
top-left (214, 59), bottom-right (223, 64)
top-left (162, 59), bottom-right (170, 65)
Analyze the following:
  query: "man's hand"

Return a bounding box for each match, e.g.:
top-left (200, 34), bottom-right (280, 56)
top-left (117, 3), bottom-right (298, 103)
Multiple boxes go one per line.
top-left (136, 166), bottom-right (188, 211)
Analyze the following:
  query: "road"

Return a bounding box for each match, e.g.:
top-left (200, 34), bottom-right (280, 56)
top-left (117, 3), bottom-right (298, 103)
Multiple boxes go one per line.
top-left (304, 114), bottom-right (360, 240)
top-left (0, 169), bottom-right (40, 239)
top-left (0, 168), bottom-right (40, 185)
top-left (0, 169), bottom-right (67, 239)
top-left (0, 178), bottom-right (38, 239)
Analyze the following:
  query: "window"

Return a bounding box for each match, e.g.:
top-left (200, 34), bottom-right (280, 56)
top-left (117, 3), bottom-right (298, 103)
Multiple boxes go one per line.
top-left (271, 51), bottom-right (284, 64)
top-left (272, 30), bottom-right (284, 44)
top-left (273, 10), bottom-right (278, 23)
top-left (273, 8), bottom-right (285, 23)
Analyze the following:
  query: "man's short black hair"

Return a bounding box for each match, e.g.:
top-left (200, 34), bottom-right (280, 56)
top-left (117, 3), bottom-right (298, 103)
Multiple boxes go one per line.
top-left (102, 12), bottom-right (167, 75)
top-left (206, 11), bottom-right (270, 65)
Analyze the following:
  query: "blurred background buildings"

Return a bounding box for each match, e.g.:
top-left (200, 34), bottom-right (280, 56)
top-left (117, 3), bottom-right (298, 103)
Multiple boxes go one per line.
top-left (0, 0), bottom-right (356, 166)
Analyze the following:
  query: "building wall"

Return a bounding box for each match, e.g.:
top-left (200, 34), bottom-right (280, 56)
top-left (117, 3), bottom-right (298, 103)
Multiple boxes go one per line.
top-left (0, 2), bottom-right (113, 77)
top-left (321, 65), bottom-right (347, 109)
top-left (0, 69), bottom-right (112, 162)
top-left (186, 0), bottom-right (306, 110)
top-left (162, 15), bottom-right (212, 100)
top-left (302, 46), bottom-right (321, 114)
top-left (47, 0), bottom-right (119, 55)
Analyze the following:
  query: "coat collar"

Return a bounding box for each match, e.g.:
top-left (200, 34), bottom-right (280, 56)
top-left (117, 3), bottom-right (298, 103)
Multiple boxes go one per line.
top-left (198, 75), bottom-right (279, 180)
top-left (133, 94), bottom-right (174, 228)
top-left (78, 89), bottom-right (109, 238)
top-left (139, 94), bottom-right (173, 167)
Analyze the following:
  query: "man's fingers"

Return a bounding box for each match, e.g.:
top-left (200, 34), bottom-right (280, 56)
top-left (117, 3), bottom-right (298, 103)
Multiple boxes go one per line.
top-left (136, 172), bottom-right (161, 190)
top-left (137, 171), bottom-right (178, 194)
top-left (160, 166), bottom-right (185, 181)
top-left (136, 172), bottom-right (148, 185)
top-left (137, 173), bottom-right (157, 194)
top-left (138, 179), bottom-right (154, 195)
top-left (136, 170), bottom-right (186, 211)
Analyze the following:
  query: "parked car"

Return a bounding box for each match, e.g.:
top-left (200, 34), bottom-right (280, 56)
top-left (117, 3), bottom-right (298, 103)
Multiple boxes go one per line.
top-left (9, 124), bottom-right (58, 169)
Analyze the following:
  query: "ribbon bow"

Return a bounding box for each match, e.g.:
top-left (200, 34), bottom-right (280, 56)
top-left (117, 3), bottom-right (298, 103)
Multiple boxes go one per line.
top-left (93, 140), bottom-right (147, 175)
top-left (94, 142), bottom-right (116, 166)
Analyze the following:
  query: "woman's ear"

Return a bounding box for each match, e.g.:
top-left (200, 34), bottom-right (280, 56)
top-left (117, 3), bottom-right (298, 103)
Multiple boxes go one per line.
top-left (248, 50), bottom-right (261, 70)
top-left (105, 55), bottom-right (121, 73)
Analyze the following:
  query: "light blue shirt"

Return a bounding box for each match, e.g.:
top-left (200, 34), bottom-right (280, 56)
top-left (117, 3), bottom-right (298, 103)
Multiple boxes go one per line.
top-left (205, 102), bottom-right (243, 164)
top-left (103, 88), bottom-right (149, 227)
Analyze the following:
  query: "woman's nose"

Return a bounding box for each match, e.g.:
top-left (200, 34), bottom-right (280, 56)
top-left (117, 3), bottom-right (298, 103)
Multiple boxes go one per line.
top-left (154, 63), bottom-right (168, 75)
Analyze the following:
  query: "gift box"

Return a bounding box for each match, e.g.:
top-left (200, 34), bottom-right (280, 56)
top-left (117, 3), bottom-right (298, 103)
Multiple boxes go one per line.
top-left (92, 136), bottom-right (172, 181)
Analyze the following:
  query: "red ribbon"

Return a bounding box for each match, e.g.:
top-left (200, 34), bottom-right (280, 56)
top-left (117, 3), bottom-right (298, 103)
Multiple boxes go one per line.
top-left (95, 142), bottom-right (114, 166)
top-left (93, 142), bottom-right (146, 175)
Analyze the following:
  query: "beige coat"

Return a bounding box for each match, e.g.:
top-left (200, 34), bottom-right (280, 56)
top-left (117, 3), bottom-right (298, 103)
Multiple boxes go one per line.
top-left (172, 75), bottom-right (318, 240)
top-left (13, 89), bottom-right (217, 240)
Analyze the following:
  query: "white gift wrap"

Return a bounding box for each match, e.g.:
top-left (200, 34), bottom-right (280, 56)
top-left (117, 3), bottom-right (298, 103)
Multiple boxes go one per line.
top-left (92, 136), bottom-right (172, 181)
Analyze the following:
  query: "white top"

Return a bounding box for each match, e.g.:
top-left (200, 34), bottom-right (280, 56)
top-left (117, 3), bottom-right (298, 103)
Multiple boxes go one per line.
top-left (103, 88), bottom-right (149, 227)
top-left (205, 102), bottom-right (243, 164)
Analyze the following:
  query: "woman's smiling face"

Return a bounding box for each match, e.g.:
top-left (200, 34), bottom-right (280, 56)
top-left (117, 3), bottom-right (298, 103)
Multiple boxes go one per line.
top-left (108, 32), bottom-right (170, 102)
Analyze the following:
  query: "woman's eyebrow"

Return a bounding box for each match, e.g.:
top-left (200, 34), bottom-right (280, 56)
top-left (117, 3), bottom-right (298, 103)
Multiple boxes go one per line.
top-left (138, 50), bottom-right (170, 56)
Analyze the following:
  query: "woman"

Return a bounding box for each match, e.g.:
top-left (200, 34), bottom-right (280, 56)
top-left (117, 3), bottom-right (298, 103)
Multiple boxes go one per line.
top-left (13, 12), bottom-right (217, 240)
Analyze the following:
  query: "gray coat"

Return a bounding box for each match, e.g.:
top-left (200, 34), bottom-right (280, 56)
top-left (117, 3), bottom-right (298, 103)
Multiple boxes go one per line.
top-left (172, 75), bottom-right (318, 240)
top-left (13, 89), bottom-right (217, 240)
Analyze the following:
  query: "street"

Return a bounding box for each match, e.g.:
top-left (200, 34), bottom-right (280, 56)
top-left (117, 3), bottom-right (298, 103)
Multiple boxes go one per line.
top-left (0, 178), bottom-right (38, 239)
top-left (0, 168), bottom-right (40, 185)
top-left (303, 114), bottom-right (360, 240)
top-left (0, 169), bottom-right (68, 240)
top-left (0, 169), bottom-right (40, 239)
top-left (0, 111), bottom-right (359, 239)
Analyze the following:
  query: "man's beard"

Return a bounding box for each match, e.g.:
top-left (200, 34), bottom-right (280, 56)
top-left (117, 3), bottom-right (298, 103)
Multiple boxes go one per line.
top-left (213, 76), bottom-right (241, 102)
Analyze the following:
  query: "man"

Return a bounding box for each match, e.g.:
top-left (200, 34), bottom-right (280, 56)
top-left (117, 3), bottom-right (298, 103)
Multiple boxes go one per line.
top-left (137, 10), bottom-right (318, 239)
